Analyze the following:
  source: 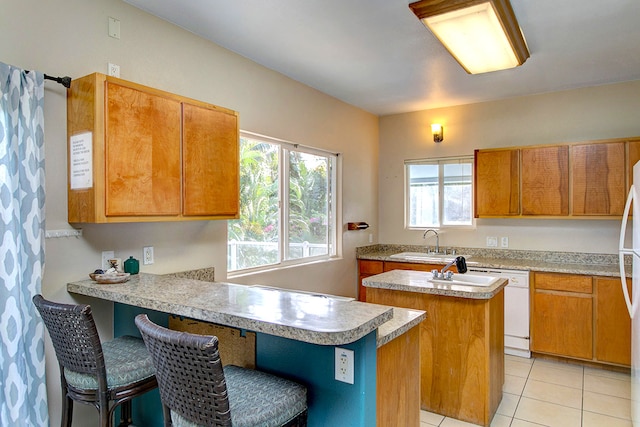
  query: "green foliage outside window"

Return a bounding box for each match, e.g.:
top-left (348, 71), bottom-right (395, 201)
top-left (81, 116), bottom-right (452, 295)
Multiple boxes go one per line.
top-left (228, 135), bottom-right (334, 271)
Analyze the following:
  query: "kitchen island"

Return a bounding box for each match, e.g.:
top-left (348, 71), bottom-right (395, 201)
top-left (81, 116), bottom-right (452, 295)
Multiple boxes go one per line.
top-left (364, 269), bottom-right (508, 427)
top-left (68, 273), bottom-right (424, 426)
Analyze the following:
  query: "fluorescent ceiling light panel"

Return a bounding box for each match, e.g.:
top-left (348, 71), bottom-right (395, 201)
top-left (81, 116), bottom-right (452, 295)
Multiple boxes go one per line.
top-left (410, 0), bottom-right (529, 74)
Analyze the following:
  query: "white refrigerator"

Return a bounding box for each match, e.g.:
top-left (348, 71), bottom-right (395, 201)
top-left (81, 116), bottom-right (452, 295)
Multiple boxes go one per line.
top-left (619, 160), bottom-right (640, 426)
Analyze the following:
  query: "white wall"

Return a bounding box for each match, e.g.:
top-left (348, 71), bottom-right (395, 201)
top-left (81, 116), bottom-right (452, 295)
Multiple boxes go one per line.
top-left (1, 0), bottom-right (378, 424)
top-left (378, 81), bottom-right (640, 253)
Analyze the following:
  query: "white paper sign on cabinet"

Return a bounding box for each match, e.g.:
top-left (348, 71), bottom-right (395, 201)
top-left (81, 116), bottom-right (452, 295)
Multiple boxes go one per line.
top-left (70, 132), bottom-right (93, 189)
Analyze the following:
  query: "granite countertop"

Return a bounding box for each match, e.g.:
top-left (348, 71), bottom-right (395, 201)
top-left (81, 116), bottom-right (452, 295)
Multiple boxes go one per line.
top-left (376, 307), bottom-right (425, 348)
top-left (68, 273), bottom-right (395, 346)
top-left (357, 244), bottom-right (627, 277)
top-left (363, 270), bottom-right (508, 299)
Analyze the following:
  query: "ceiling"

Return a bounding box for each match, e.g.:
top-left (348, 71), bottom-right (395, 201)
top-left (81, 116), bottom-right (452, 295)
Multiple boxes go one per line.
top-left (124, 0), bottom-right (640, 116)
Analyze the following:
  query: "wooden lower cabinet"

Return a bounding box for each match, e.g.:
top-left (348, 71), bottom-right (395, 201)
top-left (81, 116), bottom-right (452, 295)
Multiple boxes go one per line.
top-left (377, 325), bottom-right (421, 426)
top-left (531, 291), bottom-right (593, 359)
top-left (357, 260), bottom-right (383, 301)
top-left (367, 288), bottom-right (504, 427)
top-left (596, 277), bottom-right (632, 365)
top-left (531, 272), bottom-right (631, 367)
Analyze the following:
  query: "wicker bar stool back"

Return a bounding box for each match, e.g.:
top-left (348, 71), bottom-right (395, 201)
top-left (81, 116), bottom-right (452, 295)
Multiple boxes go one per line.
top-left (135, 314), bottom-right (308, 427)
top-left (33, 295), bottom-right (157, 427)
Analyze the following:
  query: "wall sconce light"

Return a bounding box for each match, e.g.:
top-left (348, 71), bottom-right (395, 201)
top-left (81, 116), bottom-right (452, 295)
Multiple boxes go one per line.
top-left (431, 124), bottom-right (444, 143)
top-left (409, 0), bottom-right (530, 74)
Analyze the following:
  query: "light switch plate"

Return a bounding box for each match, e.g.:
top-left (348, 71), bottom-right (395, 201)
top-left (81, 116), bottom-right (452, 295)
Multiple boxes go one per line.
top-left (108, 17), bottom-right (120, 39)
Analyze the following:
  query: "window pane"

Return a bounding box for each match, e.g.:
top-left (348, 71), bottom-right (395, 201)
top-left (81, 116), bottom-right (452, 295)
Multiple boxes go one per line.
top-left (408, 164), bottom-right (438, 227)
top-left (443, 163), bottom-right (472, 225)
top-left (287, 151), bottom-right (331, 260)
top-left (406, 158), bottom-right (473, 228)
top-left (227, 137), bottom-right (279, 271)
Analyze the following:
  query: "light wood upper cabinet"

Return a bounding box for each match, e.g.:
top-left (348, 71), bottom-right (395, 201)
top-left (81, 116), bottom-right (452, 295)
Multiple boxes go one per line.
top-left (67, 73), bottom-right (239, 223)
top-left (474, 149), bottom-right (520, 217)
top-left (627, 139), bottom-right (640, 188)
top-left (182, 102), bottom-right (239, 217)
top-left (521, 146), bottom-right (569, 216)
top-left (475, 137), bottom-right (640, 219)
top-left (571, 142), bottom-right (625, 215)
top-left (105, 81), bottom-right (182, 217)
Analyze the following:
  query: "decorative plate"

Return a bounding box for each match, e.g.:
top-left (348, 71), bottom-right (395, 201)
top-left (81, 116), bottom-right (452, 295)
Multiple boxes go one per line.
top-left (93, 273), bottom-right (130, 284)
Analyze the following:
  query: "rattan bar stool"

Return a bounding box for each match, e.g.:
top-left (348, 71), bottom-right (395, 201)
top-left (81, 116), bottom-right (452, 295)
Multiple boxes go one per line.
top-left (135, 314), bottom-right (308, 427)
top-left (33, 295), bottom-right (158, 427)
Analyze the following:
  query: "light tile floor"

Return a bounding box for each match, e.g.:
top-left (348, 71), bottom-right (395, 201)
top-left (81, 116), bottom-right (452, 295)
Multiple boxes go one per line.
top-left (420, 355), bottom-right (632, 427)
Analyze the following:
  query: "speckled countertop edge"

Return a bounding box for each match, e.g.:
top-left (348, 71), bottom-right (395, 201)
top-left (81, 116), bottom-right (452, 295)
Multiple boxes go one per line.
top-left (376, 307), bottom-right (425, 348)
top-left (67, 273), bottom-right (393, 346)
top-left (356, 244), bottom-right (627, 277)
top-left (364, 270), bottom-right (508, 299)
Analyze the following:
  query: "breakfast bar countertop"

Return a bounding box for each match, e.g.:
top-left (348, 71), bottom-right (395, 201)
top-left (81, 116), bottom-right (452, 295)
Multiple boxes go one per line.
top-left (68, 273), bottom-right (395, 346)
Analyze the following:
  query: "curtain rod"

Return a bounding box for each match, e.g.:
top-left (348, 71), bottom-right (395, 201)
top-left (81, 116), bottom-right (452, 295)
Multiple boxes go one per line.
top-left (25, 70), bottom-right (72, 88)
top-left (44, 74), bottom-right (71, 88)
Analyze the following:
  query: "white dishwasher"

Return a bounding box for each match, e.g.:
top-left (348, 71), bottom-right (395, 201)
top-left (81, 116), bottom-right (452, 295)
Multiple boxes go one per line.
top-left (467, 267), bottom-right (531, 358)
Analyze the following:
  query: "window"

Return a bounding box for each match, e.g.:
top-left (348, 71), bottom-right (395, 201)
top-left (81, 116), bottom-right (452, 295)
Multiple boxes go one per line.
top-left (228, 132), bottom-right (339, 273)
top-left (405, 156), bottom-right (473, 228)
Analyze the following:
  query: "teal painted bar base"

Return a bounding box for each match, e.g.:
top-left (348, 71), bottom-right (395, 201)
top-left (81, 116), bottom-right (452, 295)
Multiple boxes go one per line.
top-left (114, 303), bottom-right (378, 426)
top-left (114, 304), bottom-right (166, 426)
top-left (256, 331), bottom-right (377, 427)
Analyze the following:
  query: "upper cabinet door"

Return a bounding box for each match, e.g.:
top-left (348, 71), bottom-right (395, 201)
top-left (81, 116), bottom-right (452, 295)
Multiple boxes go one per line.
top-left (105, 81), bottom-right (182, 216)
top-left (182, 102), bottom-right (239, 217)
top-left (571, 142), bottom-right (625, 215)
top-left (474, 149), bottom-right (520, 217)
top-left (521, 146), bottom-right (569, 216)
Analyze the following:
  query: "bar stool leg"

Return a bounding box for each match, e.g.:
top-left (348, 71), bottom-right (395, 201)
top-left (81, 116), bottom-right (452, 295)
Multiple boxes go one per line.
top-left (117, 401), bottom-right (133, 427)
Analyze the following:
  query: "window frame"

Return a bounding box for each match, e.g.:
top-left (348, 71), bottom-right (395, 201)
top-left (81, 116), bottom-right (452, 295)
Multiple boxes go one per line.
top-left (228, 131), bottom-right (341, 276)
top-left (404, 156), bottom-right (475, 230)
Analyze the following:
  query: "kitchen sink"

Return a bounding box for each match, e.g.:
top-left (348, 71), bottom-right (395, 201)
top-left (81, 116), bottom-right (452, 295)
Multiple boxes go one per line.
top-left (429, 274), bottom-right (500, 287)
top-left (389, 252), bottom-right (472, 262)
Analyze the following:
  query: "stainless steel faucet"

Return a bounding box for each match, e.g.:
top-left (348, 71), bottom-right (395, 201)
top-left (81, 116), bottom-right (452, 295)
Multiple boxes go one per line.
top-left (423, 229), bottom-right (439, 253)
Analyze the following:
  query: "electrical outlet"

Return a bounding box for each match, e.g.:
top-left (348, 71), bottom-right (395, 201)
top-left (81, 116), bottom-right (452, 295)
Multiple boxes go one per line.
top-left (108, 63), bottom-right (120, 78)
top-left (486, 236), bottom-right (498, 247)
top-left (335, 347), bottom-right (354, 384)
top-left (143, 246), bottom-right (154, 265)
top-left (501, 237), bottom-right (509, 248)
top-left (101, 251), bottom-right (114, 270)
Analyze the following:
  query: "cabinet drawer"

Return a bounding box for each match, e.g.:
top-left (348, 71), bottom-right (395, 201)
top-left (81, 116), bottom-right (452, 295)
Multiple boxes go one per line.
top-left (359, 260), bottom-right (383, 275)
top-left (534, 272), bottom-right (592, 293)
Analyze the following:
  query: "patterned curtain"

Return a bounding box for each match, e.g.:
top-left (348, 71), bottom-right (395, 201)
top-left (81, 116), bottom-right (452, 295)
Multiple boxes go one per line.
top-left (0, 62), bottom-right (48, 426)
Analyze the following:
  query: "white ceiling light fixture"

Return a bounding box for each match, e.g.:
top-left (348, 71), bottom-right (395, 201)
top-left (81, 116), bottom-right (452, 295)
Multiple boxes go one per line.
top-left (409, 0), bottom-right (530, 74)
